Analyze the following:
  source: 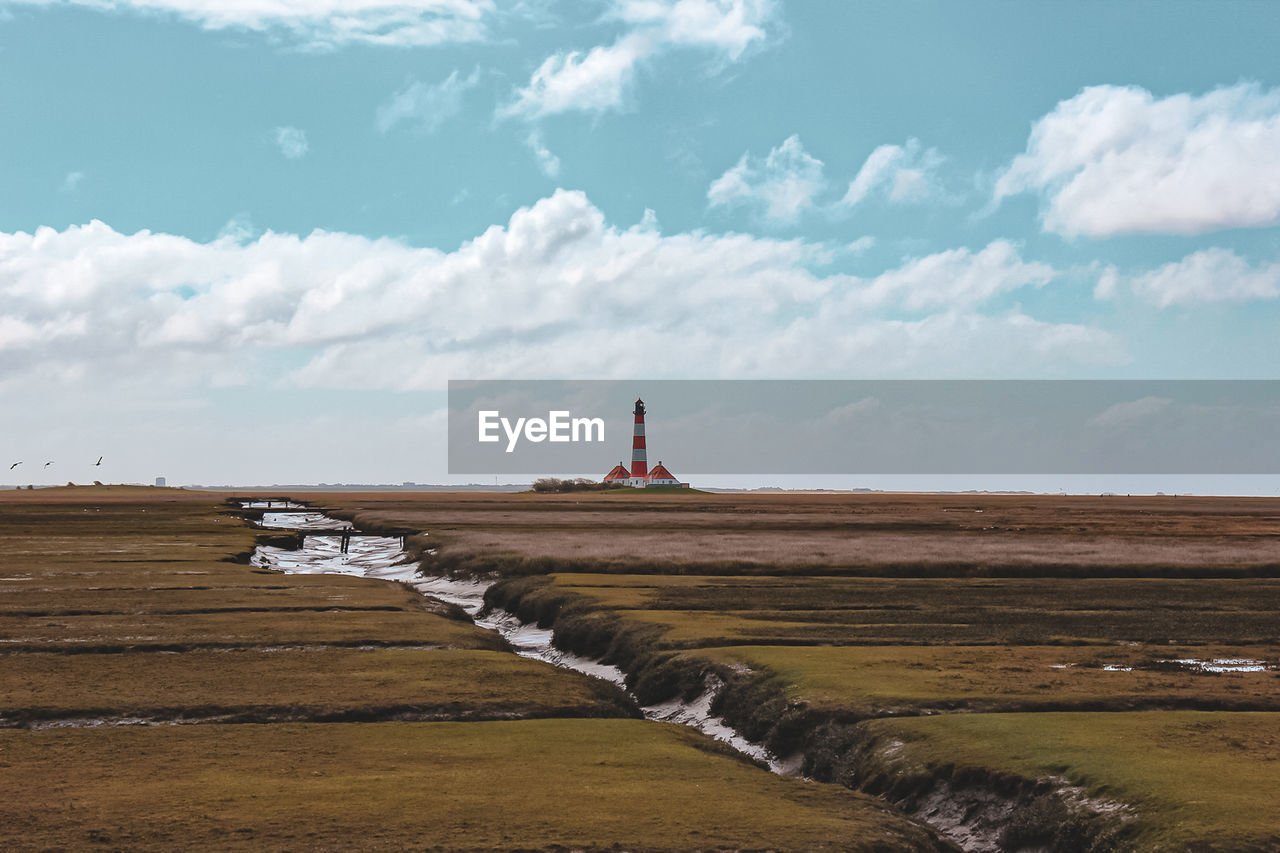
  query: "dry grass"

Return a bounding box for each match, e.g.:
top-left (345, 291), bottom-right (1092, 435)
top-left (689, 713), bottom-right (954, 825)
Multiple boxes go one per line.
top-left (0, 648), bottom-right (628, 725)
top-left (0, 608), bottom-right (511, 652)
top-left (0, 491), bottom-right (505, 653)
top-left (0, 720), bottom-right (942, 852)
top-left (312, 490), bottom-right (1280, 575)
top-left (0, 575), bottom-right (435, 615)
top-left (323, 490), bottom-right (1280, 847)
top-left (548, 572), bottom-right (1280, 646)
top-left (699, 644), bottom-right (1280, 715)
top-left (0, 487), bottom-right (944, 850)
top-left (865, 711), bottom-right (1280, 850)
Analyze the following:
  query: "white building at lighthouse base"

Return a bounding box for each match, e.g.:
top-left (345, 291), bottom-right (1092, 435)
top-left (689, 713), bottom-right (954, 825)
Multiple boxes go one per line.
top-left (604, 462), bottom-right (688, 488)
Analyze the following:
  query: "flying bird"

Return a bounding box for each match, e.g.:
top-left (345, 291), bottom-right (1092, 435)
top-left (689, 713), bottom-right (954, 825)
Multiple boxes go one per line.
top-left (94, 457), bottom-right (103, 466)
top-left (9, 462), bottom-right (21, 470)
top-left (43, 461), bottom-right (53, 468)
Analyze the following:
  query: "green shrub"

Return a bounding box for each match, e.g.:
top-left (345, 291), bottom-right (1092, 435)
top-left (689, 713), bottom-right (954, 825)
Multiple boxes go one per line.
top-left (531, 477), bottom-right (627, 493)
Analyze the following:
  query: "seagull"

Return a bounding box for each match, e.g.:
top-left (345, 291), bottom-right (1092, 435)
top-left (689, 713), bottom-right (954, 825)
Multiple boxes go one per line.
top-left (43, 461), bottom-right (53, 468)
top-left (94, 456), bottom-right (103, 466)
top-left (8, 462), bottom-right (21, 470)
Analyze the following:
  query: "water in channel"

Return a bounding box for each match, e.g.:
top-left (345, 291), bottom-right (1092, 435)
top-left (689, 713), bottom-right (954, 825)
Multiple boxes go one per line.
top-left (247, 506), bottom-right (795, 773)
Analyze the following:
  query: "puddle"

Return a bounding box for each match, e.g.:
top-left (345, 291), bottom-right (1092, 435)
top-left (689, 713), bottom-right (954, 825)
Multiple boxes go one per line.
top-left (1054, 657), bottom-right (1273, 674)
top-left (1174, 657), bottom-right (1270, 673)
top-left (260, 511), bottom-right (351, 530)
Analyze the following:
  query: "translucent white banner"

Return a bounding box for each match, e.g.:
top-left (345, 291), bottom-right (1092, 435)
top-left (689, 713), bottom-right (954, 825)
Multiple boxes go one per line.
top-left (447, 380), bottom-right (1280, 475)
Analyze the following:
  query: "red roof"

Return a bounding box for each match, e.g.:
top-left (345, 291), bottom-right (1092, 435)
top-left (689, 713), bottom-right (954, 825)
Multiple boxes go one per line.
top-left (647, 463), bottom-right (677, 481)
top-left (603, 463), bottom-right (630, 481)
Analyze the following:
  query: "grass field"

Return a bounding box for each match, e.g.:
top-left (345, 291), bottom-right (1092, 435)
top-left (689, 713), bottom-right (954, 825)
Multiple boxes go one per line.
top-left (0, 486), bottom-right (941, 851)
top-left (315, 490), bottom-right (1280, 576)
top-left (860, 711), bottom-right (1280, 851)
top-left (0, 720), bottom-right (940, 852)
top-left (541, 572), bottom-right (1280, 646)
top-left (313, 489), bottom-right (1280, 850)
top-left (0, 648), bottom-right (629, 726)
top-left (698, 644), bottom-right (1280, 715)
top-left (0, 487), bottom-right (618, 721)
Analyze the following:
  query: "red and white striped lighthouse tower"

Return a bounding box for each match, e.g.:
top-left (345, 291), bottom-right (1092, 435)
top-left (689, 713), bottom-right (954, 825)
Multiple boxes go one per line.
top-left (630, 398), bottom-right (648, 480)
top-left (602, 396), bottom-right (688, 488)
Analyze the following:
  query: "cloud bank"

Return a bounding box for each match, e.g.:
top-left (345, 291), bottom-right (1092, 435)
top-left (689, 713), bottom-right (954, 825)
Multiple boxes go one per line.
top-left (6, 0), bottom-right (496, 48)
top-left (0, 190), bottom-right (1118, 394)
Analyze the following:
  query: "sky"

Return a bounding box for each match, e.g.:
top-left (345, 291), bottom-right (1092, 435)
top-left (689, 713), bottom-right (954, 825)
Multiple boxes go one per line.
top-left (2, 0), bottom-right (1280, 488)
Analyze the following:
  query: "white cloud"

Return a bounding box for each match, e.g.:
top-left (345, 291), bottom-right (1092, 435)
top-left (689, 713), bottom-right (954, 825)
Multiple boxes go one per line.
top-left (60, 171), bottom-right (85, 193)
top-left (500, 33), bottom-right (650, 120)
top-left (501, 0), bottom-right (774, 119)
top-left (1122, 249), bottom-right (1280, 306)
top-left (842, 240), bottom-right (1055, 311)
top-left (273, 126), bottom-right (309, 159)
top-left (217, 212), bottom-right (256, 242)
top-left (6, 0), bottom-right (496, 49)
top-left (526, 129), bottom-right (561, 177)
top-left (376, 68), bottom-right (480, 134)
top-left (614, 0), bottom-right (773, 60)
top-left (707, 134), bottom-right (825, 223)
top-left (0, 191), bottom-right (1117, 396)
top-left (840, 138), bottom-right (943, 208)
top-left (708, 135), bottom-right (948, 223)
top-left (996, 82), bottom-right (1280, 237)
top-left (1093, 265), bottom-right (1120, 301)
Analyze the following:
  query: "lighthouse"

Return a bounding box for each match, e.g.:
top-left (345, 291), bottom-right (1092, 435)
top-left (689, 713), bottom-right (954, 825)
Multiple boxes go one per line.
top-left (630, 398), bottom-right (648, 483)
top-left (601, 397), bottom-right (689, 488)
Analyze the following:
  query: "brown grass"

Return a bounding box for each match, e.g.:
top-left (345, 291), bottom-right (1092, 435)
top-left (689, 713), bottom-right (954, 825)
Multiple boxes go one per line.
top-left (311, 490), bottom-right (1280, 575)
top-left (698, 644), bottom-right (1280, 716)
top-left (862, 712), bottom-right (1280, 850)
top-left (0, 487), bottom-right (944, 849)
top-left (0, 720), bottom-right (943, 852)
top-left (548, 572), bottom-right (1280, 646)
top-left (333, 489), bottom-right (1280, 846)
top-left (0, 648), bottom-right (629, 725)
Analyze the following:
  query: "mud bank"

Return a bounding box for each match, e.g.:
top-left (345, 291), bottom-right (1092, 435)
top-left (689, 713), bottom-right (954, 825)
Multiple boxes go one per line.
top-left (484, 575), bottom-right (1139, 852)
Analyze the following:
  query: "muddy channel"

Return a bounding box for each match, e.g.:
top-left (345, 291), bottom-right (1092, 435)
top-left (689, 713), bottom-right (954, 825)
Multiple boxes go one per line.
top-left (247, 504), bottom-right (796, 774)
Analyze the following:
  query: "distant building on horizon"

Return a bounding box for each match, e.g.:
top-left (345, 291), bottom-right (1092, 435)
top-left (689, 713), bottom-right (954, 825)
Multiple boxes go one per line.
top-left (602, 398), bottom-right (688, 488)
top-left (155, 476), bottom-right (166, 487)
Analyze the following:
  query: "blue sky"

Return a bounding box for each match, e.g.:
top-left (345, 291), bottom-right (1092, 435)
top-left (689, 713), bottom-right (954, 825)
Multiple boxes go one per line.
top-left (2, 0), bottom-right (1280, 486)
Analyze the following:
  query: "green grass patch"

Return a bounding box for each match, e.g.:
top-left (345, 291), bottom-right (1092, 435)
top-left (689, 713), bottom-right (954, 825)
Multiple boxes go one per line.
top-left (864, 711), bottom-right (1280, 850)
